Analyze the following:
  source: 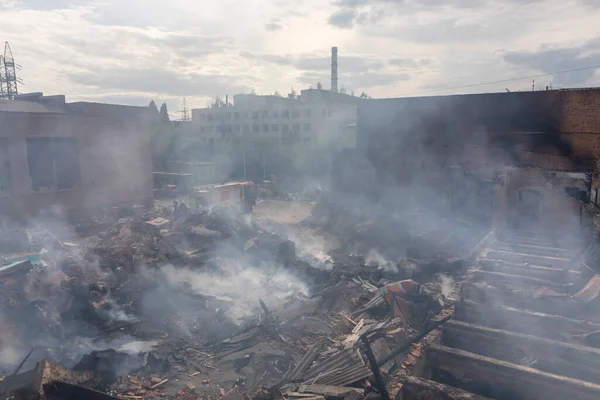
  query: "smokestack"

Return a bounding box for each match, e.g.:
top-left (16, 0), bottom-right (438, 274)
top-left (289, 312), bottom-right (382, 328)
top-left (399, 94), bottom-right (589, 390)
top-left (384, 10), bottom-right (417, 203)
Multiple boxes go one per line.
top-left (331, 47), bottom-right (338, 93)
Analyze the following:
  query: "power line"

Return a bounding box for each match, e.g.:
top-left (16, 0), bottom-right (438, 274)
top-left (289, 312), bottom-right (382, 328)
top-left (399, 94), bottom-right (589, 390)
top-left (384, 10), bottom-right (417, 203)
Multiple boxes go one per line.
top-left (399, 64), bottom-right (600, 97)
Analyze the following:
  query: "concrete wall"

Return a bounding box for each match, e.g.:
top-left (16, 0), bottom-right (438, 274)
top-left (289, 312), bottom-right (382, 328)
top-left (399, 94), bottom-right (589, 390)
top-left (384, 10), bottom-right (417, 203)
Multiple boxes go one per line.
top-left (0, 104), bottom-right (153, 221)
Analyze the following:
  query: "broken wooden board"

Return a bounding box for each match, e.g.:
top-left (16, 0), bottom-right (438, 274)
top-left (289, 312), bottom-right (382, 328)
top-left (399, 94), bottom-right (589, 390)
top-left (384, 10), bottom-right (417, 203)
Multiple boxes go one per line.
top-left (397, 375), bottom-right (493, 400)
top-left (427, 344), bottom-right (600, 400)
top-left (456, 300), bottom-right (600, 342)
top-left (441, 320), bottom-right (600, 383)
top-left (298, 384), bottom-right (363, 397)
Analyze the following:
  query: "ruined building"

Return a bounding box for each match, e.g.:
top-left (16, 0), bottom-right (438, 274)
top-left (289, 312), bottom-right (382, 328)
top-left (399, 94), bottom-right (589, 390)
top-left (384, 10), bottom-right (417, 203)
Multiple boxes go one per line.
top-left (334, 88), bottom-right (600, 233)
top-left (0, 93), bottom-right (153, 221)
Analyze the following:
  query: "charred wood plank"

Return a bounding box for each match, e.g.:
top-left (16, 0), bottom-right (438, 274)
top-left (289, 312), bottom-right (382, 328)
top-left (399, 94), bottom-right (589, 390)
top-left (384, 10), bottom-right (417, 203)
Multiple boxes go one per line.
top-left (472, 270), bottom-right (568, 289)
top-left (483, 250), bottom-right (570, 268)
top-left (456, 300), bottom-right (600, 342)
top-left (397, 376), bottom-right (492, 400)
top-left (427, 344), bottom-right (600, 400)
top-left (478, 259), bottom-right (580, 281)
top-left (441, 320), bottom-right (600, 383)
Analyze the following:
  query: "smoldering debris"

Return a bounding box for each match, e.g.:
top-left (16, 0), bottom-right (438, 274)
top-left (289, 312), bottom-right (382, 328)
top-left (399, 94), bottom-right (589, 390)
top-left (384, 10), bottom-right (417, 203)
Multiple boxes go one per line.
top-left (0, 195), bottom-right (477, 400)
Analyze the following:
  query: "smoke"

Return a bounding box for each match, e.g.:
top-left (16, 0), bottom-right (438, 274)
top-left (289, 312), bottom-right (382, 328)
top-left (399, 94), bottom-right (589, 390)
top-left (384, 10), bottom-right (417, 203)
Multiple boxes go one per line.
top-left (365, 248), bottom-right (398, 272)
top-left (160, 260), bottom-right (309, 322)
top-left (437, 274), bottom-right (454, 298)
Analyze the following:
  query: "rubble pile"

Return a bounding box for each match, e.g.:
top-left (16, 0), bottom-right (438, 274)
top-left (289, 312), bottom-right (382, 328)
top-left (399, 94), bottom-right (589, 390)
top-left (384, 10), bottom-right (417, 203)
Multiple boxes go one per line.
top-left (0, 196), bottom-right (473, 400)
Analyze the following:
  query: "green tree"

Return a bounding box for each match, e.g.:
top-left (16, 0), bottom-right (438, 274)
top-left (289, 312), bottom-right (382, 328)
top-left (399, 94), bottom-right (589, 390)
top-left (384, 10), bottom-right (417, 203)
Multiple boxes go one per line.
top-left (317, 82), bottom-right (323, 90)
top-left (360, 92), bottom-right (368, 98)
top-left (159, 103), bottom-right (170, 124)
top-left (340, 85), bottom-right (347, 94)
top-left (149, 100), bottom-right (159, 118)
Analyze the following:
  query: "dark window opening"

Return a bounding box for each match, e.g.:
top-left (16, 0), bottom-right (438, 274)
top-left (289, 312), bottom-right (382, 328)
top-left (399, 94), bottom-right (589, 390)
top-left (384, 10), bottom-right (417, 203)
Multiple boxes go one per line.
top-left (27, 138), bottom-right (80, 191)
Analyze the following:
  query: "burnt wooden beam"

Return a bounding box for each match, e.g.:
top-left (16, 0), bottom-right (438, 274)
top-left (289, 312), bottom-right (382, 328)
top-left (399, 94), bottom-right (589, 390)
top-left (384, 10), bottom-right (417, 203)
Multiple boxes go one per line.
top-left (427, 344), bottom-right (600, 400)
top-left (471, 270), bottom-right (569, 289)
top-left (456, 300), bottom-right (600, 341)
top-left (397, 376), bottom-right (492, 400)
top-left (460, 282), bottom-right (599, 323)
top-left (489, 242), bottom-right (575, 258)
top-left (478, 259), bottom-right (580, 281)
top-left (441, 320), bottom-right (600, 383)
top-left (483, 250), bottom-right (570, 268)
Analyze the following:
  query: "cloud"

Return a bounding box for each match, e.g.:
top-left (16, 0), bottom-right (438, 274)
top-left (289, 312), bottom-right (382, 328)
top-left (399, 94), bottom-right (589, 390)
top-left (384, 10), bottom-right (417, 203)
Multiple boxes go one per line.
top-left (503, 38), bottom-right (600, 85)
top-left (264, 18), bottom-right (284, 31)
top-left (328, 10), bottom-right (356, 28)
top-left (66, 67), bottom-right (250, 97)
top-left (389, 58), bottom-right (432, 68)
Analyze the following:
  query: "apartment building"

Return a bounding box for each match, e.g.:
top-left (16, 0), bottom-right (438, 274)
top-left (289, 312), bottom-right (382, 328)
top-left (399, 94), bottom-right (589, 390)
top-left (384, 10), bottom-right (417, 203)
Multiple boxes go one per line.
top-left (190, 89), bottom-right (359, 176)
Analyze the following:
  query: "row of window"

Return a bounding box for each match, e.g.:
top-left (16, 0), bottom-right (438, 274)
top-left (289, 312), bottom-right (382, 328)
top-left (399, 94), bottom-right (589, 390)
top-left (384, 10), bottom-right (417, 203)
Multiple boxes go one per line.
top-left (199, 136), bottom-right (311, 146)
top-left (0, 138), bottom-right (80, 195)
top-left (200, 123), bottom-right (311, 134)
top-left (198, 108), bottom-right (333, 121)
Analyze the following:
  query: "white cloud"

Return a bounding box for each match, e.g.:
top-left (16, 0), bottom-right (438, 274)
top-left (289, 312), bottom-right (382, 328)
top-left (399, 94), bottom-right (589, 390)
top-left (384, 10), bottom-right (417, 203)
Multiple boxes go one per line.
top-left (0, 0), bottom-right (598, 112)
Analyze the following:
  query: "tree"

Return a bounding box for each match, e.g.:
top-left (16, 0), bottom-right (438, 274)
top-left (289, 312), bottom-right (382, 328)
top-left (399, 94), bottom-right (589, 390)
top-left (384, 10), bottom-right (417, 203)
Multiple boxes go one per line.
top-left (159, 103), bottom-right (170, 124)
top-left (360, 92), bottom-right (368, 99)
top-left (149, 100), bottom-right (159, 118)
top-left (250, 89), bottom-right (256, 95)
top-left (317, 82), bottom-right (323, 90)
top-left (273, 90), bottom-right (281, 97)
top-left (340, 85), bottom-right (347, 94)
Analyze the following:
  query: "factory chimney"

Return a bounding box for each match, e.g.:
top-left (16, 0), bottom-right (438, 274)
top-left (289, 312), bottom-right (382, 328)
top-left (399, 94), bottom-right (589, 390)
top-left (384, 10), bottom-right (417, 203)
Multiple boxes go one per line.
top-left (331, 47), bottom-right (338, 93)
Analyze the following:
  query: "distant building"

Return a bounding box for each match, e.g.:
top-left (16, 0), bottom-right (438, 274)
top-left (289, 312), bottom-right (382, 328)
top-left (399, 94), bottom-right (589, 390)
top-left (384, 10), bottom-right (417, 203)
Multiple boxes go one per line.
top-left (190, 89), bottom-right (360, 178)
top-left (0, 93), bottom-right (153, 221)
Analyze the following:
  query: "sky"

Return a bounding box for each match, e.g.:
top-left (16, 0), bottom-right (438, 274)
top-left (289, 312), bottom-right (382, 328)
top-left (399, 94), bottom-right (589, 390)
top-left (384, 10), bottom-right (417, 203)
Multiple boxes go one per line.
top-left (0, 0), bottom-right (599, 116)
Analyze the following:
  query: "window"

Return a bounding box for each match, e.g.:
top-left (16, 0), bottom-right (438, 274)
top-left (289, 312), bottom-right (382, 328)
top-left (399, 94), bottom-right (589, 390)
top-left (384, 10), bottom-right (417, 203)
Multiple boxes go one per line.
top-left (304, 138), bottom-right (311, 144)
top-left (233, 125), bottom-right (241, 133)
top-left (243, 125), bottom-right (250, 133)
top-left (327, 109), bottom-right (332, 117)
top-left (282, 110), bottom-right (290, 118)
top-left (217, 125), bottom-right (224, 133)
top-left (304, 109), bottom-right (311, 117)
top-left (262, 110), bottom-right (269, 119)
top-left (322, 108), bottom-right (326, 117)
top-left (199, 113), bottom-right (206, 120)
top-left (303, 123), bottom-right (311, 131)
top-left (207, 126), bottom-right (214, 133)
top-left (27, 138), bottom-right (79, 191)
top-left (227, 125), bottom-right (232, 133)
top-left (242, 112), bottom-right (249, 118)
top-left (253, 125), bottom-right (260, 133)
top-left (262, 124), bottom-right (269, 132)
top-left (271, 110), bottom-right (279, 118)
top-left (200, 127), bottom-right (206, 133)
top-left (293, 123), bottom-right (300, 133)
top-left (207, 113), bottom-right (214, 120)
top-left (252, 111), bottom-right (259, 119)
top-left (235, 138), bottom-right (241, 145)
top-left (282, 134), bottom-right (293, 146)
top-left (234, 112), bottom-right (240, 119)
top-left (0, 139), bottom-right (10, 195)
top-left (209, 138), bottom-right (215, 145)
top-left (226, 112), bottom-right (232, 120)
top-left (292, 109), bottom-right (300, 118)
top-left (282, 124), bottom-right (289, 133)
top-left (272, 124), bottom-right (279, 132)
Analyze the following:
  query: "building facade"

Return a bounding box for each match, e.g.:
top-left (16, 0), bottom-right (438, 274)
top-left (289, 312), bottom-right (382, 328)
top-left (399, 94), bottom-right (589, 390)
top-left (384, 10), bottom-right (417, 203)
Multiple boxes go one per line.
top-left (0, 93), bottom-right (153, 222)
top-left (189, 89), bottom-right (360, 178)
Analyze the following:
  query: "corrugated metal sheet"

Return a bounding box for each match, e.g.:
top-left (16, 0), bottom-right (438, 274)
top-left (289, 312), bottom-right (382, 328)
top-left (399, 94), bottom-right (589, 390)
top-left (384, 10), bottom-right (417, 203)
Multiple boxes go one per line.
top-left (301, 349), bottom-right (372, 386)
top-left (283, 343), bottom-right (322, 382)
